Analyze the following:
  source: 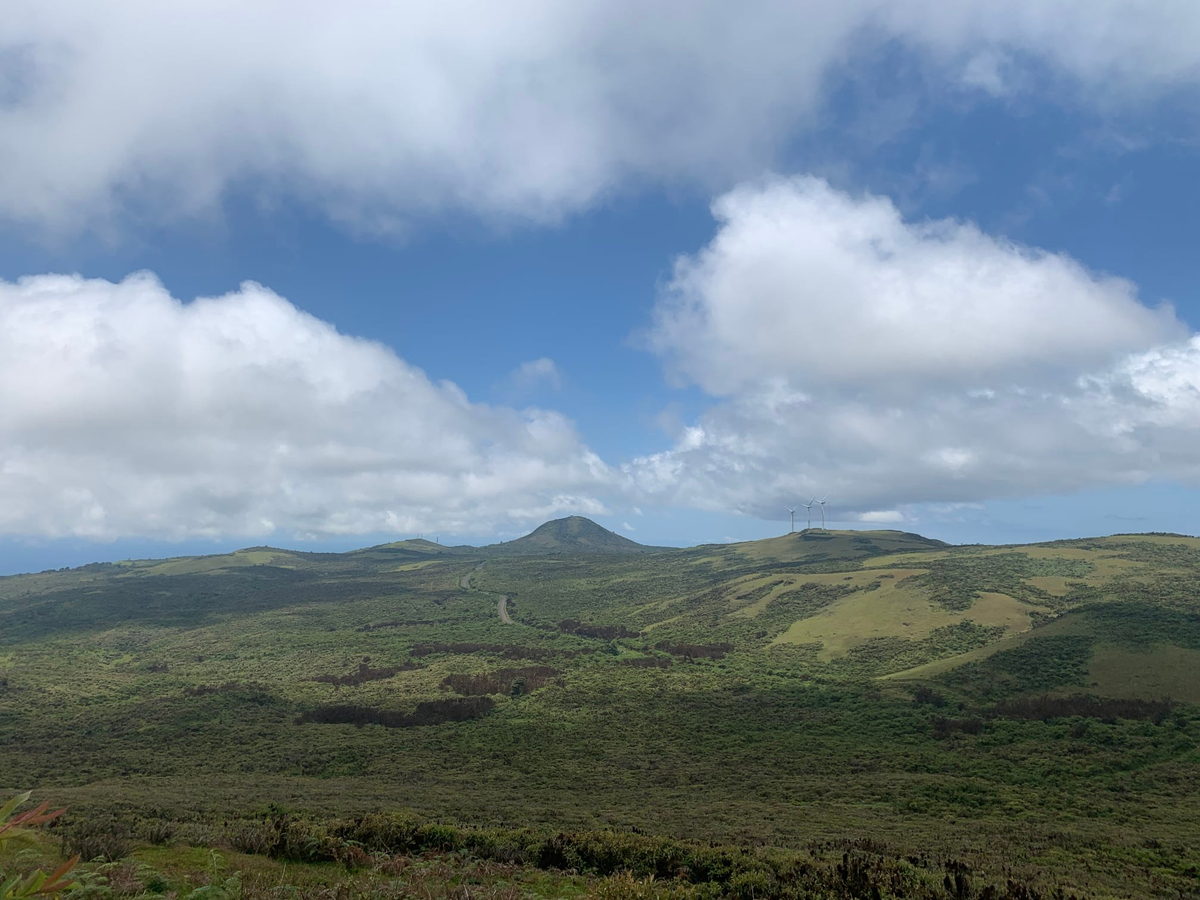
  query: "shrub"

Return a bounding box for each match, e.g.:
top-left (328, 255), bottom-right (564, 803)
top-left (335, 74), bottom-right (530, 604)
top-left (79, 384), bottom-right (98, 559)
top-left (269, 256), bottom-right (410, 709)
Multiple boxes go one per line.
top-left (134, 818), bottom-right (175, 846)
top-left (63, 816), bottom-right (132, 862)
top-left (297, 697), bottom-right (495, 729)
top-left (932, 717), bottom-right (984, 738)
top-left (912, 685), bottom-right (946, 707)
top-left (654, 642), bottom-right (734, 660)
top-left (225, 820), bottom-right (277, 856)
top-left (311, 661), bottom-right (420, 688)
top-left (560, 621), bottom-right (640, 640)
top-left (441, 666), bottom-right (558, 696)
top-left (991, 694), bottom-right (1173, 724)
top-left (619, 657), bottom-right (673, 669)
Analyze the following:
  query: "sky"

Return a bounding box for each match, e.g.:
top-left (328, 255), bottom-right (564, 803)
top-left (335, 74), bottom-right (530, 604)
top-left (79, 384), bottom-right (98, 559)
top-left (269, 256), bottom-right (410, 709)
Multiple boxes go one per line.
top-left (3, 1), bottom-right (1200, 573)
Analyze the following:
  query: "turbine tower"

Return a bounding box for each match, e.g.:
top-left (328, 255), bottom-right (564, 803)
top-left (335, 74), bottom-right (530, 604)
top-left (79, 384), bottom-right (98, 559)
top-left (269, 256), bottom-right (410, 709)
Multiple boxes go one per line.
top-left (786, 506), bottom-right (797, 533)
top-left (803, 498), bottom-right (815, 530)
top-left (817, 496), bottom-right (828, 530)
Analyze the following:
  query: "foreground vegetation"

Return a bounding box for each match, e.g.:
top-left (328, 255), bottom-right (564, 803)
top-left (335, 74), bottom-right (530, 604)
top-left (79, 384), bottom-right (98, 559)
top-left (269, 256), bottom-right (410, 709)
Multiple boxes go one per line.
top-left (3, 521), bottom-right (1200, 898)
top-left (2, 796), bottom-right (1102, 900)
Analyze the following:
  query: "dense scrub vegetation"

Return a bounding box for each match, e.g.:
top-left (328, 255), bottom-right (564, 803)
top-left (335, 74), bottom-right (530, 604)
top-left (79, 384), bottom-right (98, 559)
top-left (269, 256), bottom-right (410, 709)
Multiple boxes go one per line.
top-left (3, 797), bottom-right (1095, 900)
top-left (4, 529), bottom-right (1200, 897)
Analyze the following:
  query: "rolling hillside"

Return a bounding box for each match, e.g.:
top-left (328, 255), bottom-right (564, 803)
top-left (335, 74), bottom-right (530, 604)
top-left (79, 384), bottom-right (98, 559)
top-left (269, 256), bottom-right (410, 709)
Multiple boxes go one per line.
top-left (2, 523), bottom-right (1200, 897)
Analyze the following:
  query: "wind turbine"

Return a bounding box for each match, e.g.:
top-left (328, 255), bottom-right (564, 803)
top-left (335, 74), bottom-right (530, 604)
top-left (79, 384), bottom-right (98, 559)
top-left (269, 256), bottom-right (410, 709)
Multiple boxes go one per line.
top-left (803, 498), bottom-right (815, 530)
top-left (817, 496), bottom-right (828, 530)
top-left (786, 506), bottom-right (797, 533)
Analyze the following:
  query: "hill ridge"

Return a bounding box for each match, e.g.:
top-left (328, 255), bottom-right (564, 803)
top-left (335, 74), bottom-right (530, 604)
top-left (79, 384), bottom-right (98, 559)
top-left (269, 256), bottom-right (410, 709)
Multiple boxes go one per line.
top-left (481, 515), bottom-right (654, 555)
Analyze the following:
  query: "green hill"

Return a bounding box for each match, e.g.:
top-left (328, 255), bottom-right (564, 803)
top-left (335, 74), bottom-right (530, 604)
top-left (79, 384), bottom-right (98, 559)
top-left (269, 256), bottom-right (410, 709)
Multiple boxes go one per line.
top-left (3, 526), bottom-right (1200, 897)
top-left (718, 527), bottom-right (948, 564)
top-left (481, 515), bottom-right (654, 555)
top-left (348, 538), bottom-right (470, 563)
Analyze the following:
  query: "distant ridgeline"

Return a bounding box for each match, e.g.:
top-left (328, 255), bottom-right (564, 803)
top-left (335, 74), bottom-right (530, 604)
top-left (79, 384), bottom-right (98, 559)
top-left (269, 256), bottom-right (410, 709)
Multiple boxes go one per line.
top-left (2, 519), bottom-right (1200, 898)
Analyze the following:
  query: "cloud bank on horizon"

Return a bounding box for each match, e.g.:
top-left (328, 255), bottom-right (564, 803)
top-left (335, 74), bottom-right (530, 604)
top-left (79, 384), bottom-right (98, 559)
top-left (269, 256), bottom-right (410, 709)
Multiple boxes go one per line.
top-left (3, 1), bottom-right (1200, 541)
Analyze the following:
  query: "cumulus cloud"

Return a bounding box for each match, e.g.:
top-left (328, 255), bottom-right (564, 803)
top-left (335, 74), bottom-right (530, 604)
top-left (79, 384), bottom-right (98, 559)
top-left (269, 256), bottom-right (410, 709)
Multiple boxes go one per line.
top-left (649, 177), bottom-right (1182, 395)
top-left (632, 179), bottom-right (1200, 519)
top-left (0, 273), bottom-right (612, 540)
top-left (3, 2), bottom-right (1200, 234)
top-left (627, 363), bottom-right (1200, 519)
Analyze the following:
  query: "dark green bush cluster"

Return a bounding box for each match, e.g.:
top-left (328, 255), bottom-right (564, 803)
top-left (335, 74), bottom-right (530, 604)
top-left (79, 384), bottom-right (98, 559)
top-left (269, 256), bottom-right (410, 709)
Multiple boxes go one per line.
top-left (619, 656), bottom-right (673, 669)
top-left (654, 642), bottom-right (733, 660)
top-left (296, 696), bottom-right (494, 728)
top-left (990, 694), bottom-right (1174, 723)
top-left (409, 641), bottom-right (595, 660)
top-left (931, 716), bottom-right (985, 738)
top-left (559, 620), bottom-right (640, 639)
top-left (441, 665), bottom-right (558, 696)
top-left (912, 685), bottom-right (946, 707)
top-left (311, 660), bottom-right (420, 688)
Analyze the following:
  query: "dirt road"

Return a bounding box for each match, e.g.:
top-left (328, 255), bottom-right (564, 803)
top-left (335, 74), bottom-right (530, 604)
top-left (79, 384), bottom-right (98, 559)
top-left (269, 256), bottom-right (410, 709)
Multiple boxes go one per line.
top-left (460, 564), bottom-right (512, 625)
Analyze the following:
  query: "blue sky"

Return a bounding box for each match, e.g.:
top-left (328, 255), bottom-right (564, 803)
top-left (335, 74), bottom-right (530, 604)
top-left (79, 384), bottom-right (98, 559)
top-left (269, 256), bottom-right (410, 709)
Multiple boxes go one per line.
top-left (2, 3), bottom-right (1200, 573)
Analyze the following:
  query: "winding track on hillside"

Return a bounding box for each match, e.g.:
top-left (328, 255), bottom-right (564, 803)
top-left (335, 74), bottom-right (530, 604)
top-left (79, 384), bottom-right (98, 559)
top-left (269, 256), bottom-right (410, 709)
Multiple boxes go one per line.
top-left (461, 564), bottom-right (513, 625)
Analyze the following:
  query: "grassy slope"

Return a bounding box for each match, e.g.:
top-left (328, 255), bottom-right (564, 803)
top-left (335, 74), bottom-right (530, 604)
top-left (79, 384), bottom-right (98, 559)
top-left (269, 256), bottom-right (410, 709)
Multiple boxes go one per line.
top-left (3, 527), bottom-right (1200, 897)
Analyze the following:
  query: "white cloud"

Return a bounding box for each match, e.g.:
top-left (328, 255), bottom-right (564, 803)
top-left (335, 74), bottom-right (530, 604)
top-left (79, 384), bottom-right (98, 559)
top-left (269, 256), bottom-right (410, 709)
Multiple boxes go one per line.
top-left (3, 2), bottom-right (1200, 235)
top-left (649, 177), bottom-right (1182, 395)
top-left (509, 358), bottom-right (562, 392)
top-left (621, 522), bottom-right (635, 533)
top-left (631, 179), bottom-right (1200, 520)
top-left (860, 510), bottom-right (906, 524)
top-left (0, 273), bottom-right (612, 540)
top-left (959, 51), bottom-right (1016, 96)
top-left (626, 365), bottom-right (1200, 519)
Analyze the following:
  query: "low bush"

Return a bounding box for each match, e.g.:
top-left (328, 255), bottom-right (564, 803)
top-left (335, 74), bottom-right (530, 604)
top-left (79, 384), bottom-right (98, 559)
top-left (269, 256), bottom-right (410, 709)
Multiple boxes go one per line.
top-left (311, 661), bottom-right (420, 688)
top-left (991, 694), bottom-right (1173, 724)
top-left (297, 696), bottom-right (495, 728)
top-left (932, 717), bottom-right (984, 738)
top-left (63, 816), bottom-right (133, 862)
top-left (134, 818), bottom-right (175, 846)
top-left (619, 657), bottom-right (673, 669)
top-left (654, 642), bottom-right (734, 660)
top-left (560, 620), bottom-right (640, 640)
top-left (442, 666), bottom-right (558, 696)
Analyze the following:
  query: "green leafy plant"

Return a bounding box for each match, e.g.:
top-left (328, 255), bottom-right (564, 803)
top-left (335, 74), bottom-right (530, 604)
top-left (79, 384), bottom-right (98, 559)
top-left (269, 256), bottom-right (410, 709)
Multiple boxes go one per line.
top-left (0, 793), bottom-right (79, 899)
